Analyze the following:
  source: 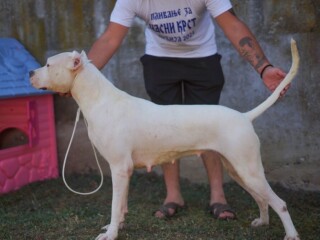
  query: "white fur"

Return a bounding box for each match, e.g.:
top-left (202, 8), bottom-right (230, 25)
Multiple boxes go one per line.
top-left (30, 40), bottom-right (300, 240)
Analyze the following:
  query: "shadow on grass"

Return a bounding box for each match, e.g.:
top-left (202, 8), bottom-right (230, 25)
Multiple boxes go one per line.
top-left (0, 172), bottom-right (319, 240)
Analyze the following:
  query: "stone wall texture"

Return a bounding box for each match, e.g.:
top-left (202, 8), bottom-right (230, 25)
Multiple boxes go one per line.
top-left (1, 0), bottom-right (319, 191)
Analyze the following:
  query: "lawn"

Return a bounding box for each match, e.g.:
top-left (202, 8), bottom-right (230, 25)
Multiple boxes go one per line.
top-left (1, 172), bottom-right (319, 240)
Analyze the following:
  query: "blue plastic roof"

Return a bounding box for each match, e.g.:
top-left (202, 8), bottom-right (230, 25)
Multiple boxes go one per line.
top-left (0, 38), bottom-right (51, 99)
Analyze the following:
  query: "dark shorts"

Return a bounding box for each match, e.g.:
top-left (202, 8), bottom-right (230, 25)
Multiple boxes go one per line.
top-left (140, 54), bottom-right (225, 105)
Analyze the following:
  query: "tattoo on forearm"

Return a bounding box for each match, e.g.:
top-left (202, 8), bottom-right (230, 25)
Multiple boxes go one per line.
top-left (239, 37), bottom-right (267, 71)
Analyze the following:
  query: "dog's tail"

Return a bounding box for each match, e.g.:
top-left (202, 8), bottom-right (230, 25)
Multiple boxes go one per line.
top-left (245, 39), bottom-right (300, 122)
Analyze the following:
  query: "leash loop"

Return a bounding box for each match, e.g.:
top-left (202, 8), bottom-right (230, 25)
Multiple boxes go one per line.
top-left (62, 107), bottom-right (104, 195)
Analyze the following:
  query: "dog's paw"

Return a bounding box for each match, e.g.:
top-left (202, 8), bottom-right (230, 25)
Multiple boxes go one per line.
top-left (251, 218), bottom-right (269, 227)
top-left (95, 233), bottom-right (112, 240)
top-left (101, 222), bottom-right (125, 230)
top-left (95, 232), bottom-right (117, 240)
top-left (95, 233), bottom-right (107, 240)
top-left (95, 225), bottom-right (118, 240)
top-left (284, 235), bottom-right (300, 240)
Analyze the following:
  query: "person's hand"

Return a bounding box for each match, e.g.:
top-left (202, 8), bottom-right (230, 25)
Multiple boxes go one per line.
top-left (261, 66), bottom-right (289, 97)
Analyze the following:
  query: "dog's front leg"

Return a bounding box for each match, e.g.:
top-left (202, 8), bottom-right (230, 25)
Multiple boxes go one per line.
top-left (96, 165), bottom-right (133, 240)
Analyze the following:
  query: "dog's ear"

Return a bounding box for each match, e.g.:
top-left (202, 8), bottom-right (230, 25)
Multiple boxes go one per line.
top-left (80, 50), bottom-right (88, 59)
top-left (70, 51), bottom-right (82, 71)
top-left (80, 50), bottom-right (92, 64)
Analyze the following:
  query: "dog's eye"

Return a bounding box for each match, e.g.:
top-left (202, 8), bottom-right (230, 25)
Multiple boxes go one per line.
top-left (46, 64), bottom-right (50, 67)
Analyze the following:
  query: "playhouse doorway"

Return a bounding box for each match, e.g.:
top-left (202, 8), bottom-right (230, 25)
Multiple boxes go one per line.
top-left (0, 128), bottom-right (29, 150)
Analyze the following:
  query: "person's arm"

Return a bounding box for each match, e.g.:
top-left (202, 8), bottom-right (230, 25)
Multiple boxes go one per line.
top-left (215, 9), bottom-right (288, 94)
top-left (88, 22), bottom-right (129, 69)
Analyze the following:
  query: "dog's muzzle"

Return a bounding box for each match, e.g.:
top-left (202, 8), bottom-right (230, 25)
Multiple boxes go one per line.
top-left (29, 70), bottom-right (47, 90)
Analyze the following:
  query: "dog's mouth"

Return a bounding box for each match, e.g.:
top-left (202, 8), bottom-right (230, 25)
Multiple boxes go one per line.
top-left (39, 87), bottom-right (48, 90)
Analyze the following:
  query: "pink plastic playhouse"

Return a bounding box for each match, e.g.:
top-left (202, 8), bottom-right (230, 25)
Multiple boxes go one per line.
top-left (0, 38), bottom-right (58, 194)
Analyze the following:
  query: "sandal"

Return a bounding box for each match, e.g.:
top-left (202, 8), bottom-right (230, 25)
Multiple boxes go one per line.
top-left (154, 202), bottom-right (188, 219)
top-left (209, 203), bottom-right (236, 220)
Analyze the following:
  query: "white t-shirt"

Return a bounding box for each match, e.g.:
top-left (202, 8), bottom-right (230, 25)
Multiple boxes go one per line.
top-left (110, 0), bottom-right (232, 58)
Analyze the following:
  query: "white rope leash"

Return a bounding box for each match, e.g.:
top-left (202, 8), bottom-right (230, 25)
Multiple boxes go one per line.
top-left (62, 108), bottom-right (104, 195)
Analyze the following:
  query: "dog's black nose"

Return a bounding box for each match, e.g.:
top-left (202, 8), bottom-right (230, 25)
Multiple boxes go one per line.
top-left (29, 70), bottom-right (35, 78)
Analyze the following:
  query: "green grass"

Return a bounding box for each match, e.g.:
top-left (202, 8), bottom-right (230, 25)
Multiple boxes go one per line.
top-left (0, 173), bottom-right (319, 239)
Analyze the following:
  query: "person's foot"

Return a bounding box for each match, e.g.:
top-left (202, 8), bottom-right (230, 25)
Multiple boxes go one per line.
top-left (208, 203), bottom-right (236, 220)
top-left (154, 202), bottom-right (187, 219)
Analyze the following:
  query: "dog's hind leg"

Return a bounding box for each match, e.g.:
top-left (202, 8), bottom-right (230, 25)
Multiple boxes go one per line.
top-left (247, 179), bottom-right (300, 240)
top-left (247, 190), bottom-right (270, 227)
top-left (243, 178), bottom-right (299, 239)
top-left (223, 153), bottom-right (299, 240)
top-left (222, 156), bottom-right (270, 226)
top-left (266, 187), bottom-right (300, 240)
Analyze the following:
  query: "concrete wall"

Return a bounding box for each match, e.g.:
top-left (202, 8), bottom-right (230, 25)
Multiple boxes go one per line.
top-left (0, 0), bottom-right (319, 191)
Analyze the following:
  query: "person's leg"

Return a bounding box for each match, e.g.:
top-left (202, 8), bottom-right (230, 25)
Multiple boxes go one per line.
top-left (154, 161), bottom-right (186, 218)
top-left (183, 54), bottom-right (235, 219)
top-left (202, 151), bottom-right (235, 219)
top-left (140, 55), bottom-right (186, 218)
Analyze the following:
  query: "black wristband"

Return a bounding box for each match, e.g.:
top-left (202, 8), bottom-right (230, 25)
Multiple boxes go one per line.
top-left (260, 64), bottom-right (273, 79)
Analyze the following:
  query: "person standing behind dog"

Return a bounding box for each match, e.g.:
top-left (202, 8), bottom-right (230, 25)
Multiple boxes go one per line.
top-left (88, 0), bottom-right (287, 220)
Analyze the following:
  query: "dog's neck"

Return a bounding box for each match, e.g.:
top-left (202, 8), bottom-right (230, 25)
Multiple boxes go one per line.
top-left (70, 62), bottom-right (129, 120)
top-left (70, 58), bottom-right (91, 90)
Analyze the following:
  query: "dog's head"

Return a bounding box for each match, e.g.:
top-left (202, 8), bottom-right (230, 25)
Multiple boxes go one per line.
top-left (29, 51), bottom-right (89, 93)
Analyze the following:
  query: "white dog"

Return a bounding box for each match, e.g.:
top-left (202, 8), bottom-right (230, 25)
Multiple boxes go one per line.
top-left (30, 39), bottom-right (300, 240)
